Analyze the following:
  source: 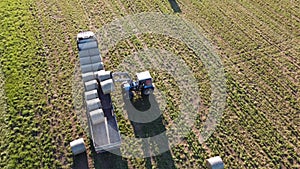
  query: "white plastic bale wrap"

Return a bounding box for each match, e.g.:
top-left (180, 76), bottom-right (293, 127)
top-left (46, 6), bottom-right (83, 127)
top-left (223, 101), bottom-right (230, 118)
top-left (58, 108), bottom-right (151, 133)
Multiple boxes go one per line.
top-left (80, 57), bottom-right (91, 65)
top-left (81, 64), bottom-right (93, 73)
top-left (89, 109), bottom-right (105, 125)
top-left (86, 98), bottom-right (102, 112)
top-left (82, 72), bottom-right (95, 82)
top-left (96, 70), bottom-right (111, 82)
top-left (84, 80), bottom-right (98, 91)
top-left (85, 90), bottom-right (98, 101)
top-left (92, 62), bottom-right (104, 71)
top-left (81, 63), bottom-right (103, 73)
top-left (88, 48), bottom-right (100, 56)
top-left (206, 156), bottom-right (224, 169)
top-left (78, 41), bottom-right (98, 50)
top-left (100, 79), bottom-right (115, 95)
top-left (90, 55), bottom-right (102, 63)
top-left (70, 138), bottom-right (86, 155)
top-left (79, 50), bottom-right (90, 58)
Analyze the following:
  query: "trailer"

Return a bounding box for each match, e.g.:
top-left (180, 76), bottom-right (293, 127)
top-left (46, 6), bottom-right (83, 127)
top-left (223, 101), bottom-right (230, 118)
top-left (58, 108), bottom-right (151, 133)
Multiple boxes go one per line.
top-left (77, 31), bottom-right (121, 153)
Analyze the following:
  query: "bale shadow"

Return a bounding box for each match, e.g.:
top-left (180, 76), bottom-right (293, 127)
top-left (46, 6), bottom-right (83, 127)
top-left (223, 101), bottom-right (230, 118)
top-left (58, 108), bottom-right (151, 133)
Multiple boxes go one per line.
top-left (90, 140), bottom-right (128, 169)
top-left (124, 94), bottom-right (177, 169)
top-left (72, 152), bottom-right (89, 169)
top-left (168, 0), bottom-right (182, 13)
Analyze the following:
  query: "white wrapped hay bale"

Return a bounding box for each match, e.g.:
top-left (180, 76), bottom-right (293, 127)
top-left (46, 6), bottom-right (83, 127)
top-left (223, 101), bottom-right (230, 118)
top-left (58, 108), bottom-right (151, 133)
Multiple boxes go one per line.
top-left (81, 62), bottom-right (103, 73)
top-left (81, 64), bottom-right (93, 73)
top-left (84, 80), bottom-right (98, 91)
top-left (96, 70), bottom-right (111, 82)
top-left (90, 55), bottom-right (102, 63)
top-left (89, 109), bottom-right (105, 125)
top-left (86, 98), bottom-right (102, 112)
top-left (206, 156), bottom-right (224, 169)
top-left (84, 90), bottom-right (99, 101)
top-left (78, 41), bottom-right (98, 50)
top-left (82, 72), bottom-right (95, 82)
top-left (100, 79), bottom-right (115, 95)
top-left (79, 50), bottom-right (90, 58)
top-left (80, 57), bottom-right (91, 65)
top-left (88, 48), bottom-right (100, 56)
top-left (92, 62), bottom-right (104, 71)
top-left (70, 138), bottom-right (86, 155)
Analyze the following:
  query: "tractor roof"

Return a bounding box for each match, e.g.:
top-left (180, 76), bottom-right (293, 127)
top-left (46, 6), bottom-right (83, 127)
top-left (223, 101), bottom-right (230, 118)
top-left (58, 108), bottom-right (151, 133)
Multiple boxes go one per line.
top-left (136, 71), bottom-right (152, 81)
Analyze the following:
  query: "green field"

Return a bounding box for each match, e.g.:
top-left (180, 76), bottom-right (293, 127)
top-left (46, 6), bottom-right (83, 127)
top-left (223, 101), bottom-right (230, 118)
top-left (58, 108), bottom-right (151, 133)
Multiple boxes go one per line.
top-left (0, 0), bottom-right (299, 168)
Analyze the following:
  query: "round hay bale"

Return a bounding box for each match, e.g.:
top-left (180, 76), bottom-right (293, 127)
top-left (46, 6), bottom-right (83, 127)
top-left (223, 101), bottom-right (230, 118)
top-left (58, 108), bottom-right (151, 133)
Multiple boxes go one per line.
top-left (84, 90), bottom-right (98, 101)
top-left (81, 64), bottom-right (93, 73)
top-left (82, 72), bottom-right (95, 82)
top-left (100, 79), bottom-right (115, 95)
top-left (86, 98), bottom-right (102, 112)
top-left (80, 57), bottom-right (92, 65)
top-left (96, 70), bottom-right (112, 82)
top-left (89, 109), bottom-right (105, 125)
top-left (90, 55), bottom-right (102, 63)
top-left (84, 80), bottom-right (98, 91)
top-left (70, 138), bottom-right (86, 155)
top-left (92, 62), bottom-right (104, 71)
top-left (206, 156), bottom-right (224, 169)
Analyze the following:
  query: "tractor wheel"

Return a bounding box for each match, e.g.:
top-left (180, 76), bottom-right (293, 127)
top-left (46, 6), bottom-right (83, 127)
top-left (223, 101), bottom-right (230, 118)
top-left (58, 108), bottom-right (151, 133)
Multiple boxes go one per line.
top-left (142, 88), bottom-right (153, 96)
top-left (129, 91), bottom-right (134, 100)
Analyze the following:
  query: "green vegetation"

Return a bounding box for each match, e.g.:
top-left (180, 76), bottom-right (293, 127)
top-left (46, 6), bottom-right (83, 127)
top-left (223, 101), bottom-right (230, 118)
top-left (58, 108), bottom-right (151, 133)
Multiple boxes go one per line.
top-left (0, 0), bottom-right (50, 168)
top-left (1, 0), bottom-right (299, 168)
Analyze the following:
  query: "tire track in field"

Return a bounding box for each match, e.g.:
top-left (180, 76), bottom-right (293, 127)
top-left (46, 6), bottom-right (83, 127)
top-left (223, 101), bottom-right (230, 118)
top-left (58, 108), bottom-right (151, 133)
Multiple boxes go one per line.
top-left (224, 39), bottom-right (299, 68)
top-left (226, 74), bottom-right (299, 168)
top-left (227, 61), bottom-right (300, 160)
top-left (35, 0), bottom-right (68, 167)
top-left (116, 0), bottom-right (223, 166)
top-left (50, 0), bottom-right (95, 167)
top-left (182, 0), bottom-right (298, 127)
top-left (35, 0), bottom-right (90, 167)
top-left (232, 1), bottom-right (299, 59)
top-left (249, 0), bottom-right (299, 36)
top-left (179, 0), bottom-right (250, 58)
top-left (94, 1), bottom-right (212, 168)
top-left (100, 1), bottom-right (170, 167)
top-left (217, 106), bottom-right (274, 168)
top-left (217, 1), bottom-right (291, 54)
top-left (223, 54), bottom-right (298, 164)
top-left (179, 0), bottom-right (298, 166)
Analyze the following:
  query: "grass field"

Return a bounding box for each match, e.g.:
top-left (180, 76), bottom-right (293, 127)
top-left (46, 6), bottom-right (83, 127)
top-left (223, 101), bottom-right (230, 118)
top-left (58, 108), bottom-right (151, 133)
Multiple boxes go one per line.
top-left (0, 0), bottom-right (299, 168)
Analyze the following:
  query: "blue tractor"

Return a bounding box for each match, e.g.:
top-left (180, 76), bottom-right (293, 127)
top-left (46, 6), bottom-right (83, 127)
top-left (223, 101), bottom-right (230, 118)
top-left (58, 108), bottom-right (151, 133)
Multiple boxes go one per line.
top-left (112, 71), bottom-right (155, 100)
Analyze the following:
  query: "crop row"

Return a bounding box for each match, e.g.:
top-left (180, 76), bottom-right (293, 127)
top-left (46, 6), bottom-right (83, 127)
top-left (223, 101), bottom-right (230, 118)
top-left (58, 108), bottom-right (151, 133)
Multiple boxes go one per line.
top-left (177, 0), bottom-right (299, 168)
top-left (79, 1), bottom-right (214, 168)
top-left (3, 0), bottom-right (297, 168)
top-left (0, 0), bottom-right (52, 168)
top-left (74, 0), bottom-right (298, 167)
top-left (33, 0), bottom-right (91, 167)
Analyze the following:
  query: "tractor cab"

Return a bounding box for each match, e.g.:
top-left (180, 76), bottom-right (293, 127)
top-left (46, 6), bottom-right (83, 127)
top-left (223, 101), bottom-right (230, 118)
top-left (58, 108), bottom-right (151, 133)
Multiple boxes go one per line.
top-left (113, 70), bottom-right (155, 99)
top-left (135, 71), bottom-right (154, 96)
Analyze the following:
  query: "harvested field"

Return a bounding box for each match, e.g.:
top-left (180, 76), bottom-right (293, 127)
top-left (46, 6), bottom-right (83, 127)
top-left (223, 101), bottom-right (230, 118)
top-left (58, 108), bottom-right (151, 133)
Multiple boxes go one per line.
top-left (0, 0), bottom-right (299, 168)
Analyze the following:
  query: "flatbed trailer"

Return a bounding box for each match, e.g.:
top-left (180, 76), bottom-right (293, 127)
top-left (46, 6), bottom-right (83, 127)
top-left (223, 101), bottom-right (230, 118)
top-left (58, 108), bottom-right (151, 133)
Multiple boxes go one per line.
top-left (88, 89), bottom-right (121, 152)
top-left (77, 31), bottom-right (121, 153)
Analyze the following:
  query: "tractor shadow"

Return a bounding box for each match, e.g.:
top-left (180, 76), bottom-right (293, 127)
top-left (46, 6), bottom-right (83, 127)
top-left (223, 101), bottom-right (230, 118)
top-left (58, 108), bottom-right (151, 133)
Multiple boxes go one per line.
top-left (124, 94), bottom-right (177, 169)
top-left (168, 0), bottom-right (182, 13)
top-left (90, 143), bottom-right (129, 169)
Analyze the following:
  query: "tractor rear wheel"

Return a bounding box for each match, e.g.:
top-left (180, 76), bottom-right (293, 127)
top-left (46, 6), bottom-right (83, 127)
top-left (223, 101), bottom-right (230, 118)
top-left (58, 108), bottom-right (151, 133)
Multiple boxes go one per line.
top-left (142, 88), bottom-right (153, 96)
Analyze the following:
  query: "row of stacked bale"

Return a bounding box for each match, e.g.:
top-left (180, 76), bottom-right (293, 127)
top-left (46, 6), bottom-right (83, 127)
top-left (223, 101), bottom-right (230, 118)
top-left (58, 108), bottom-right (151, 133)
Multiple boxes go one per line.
top-left (71, 32), bottom-right (115, 155)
